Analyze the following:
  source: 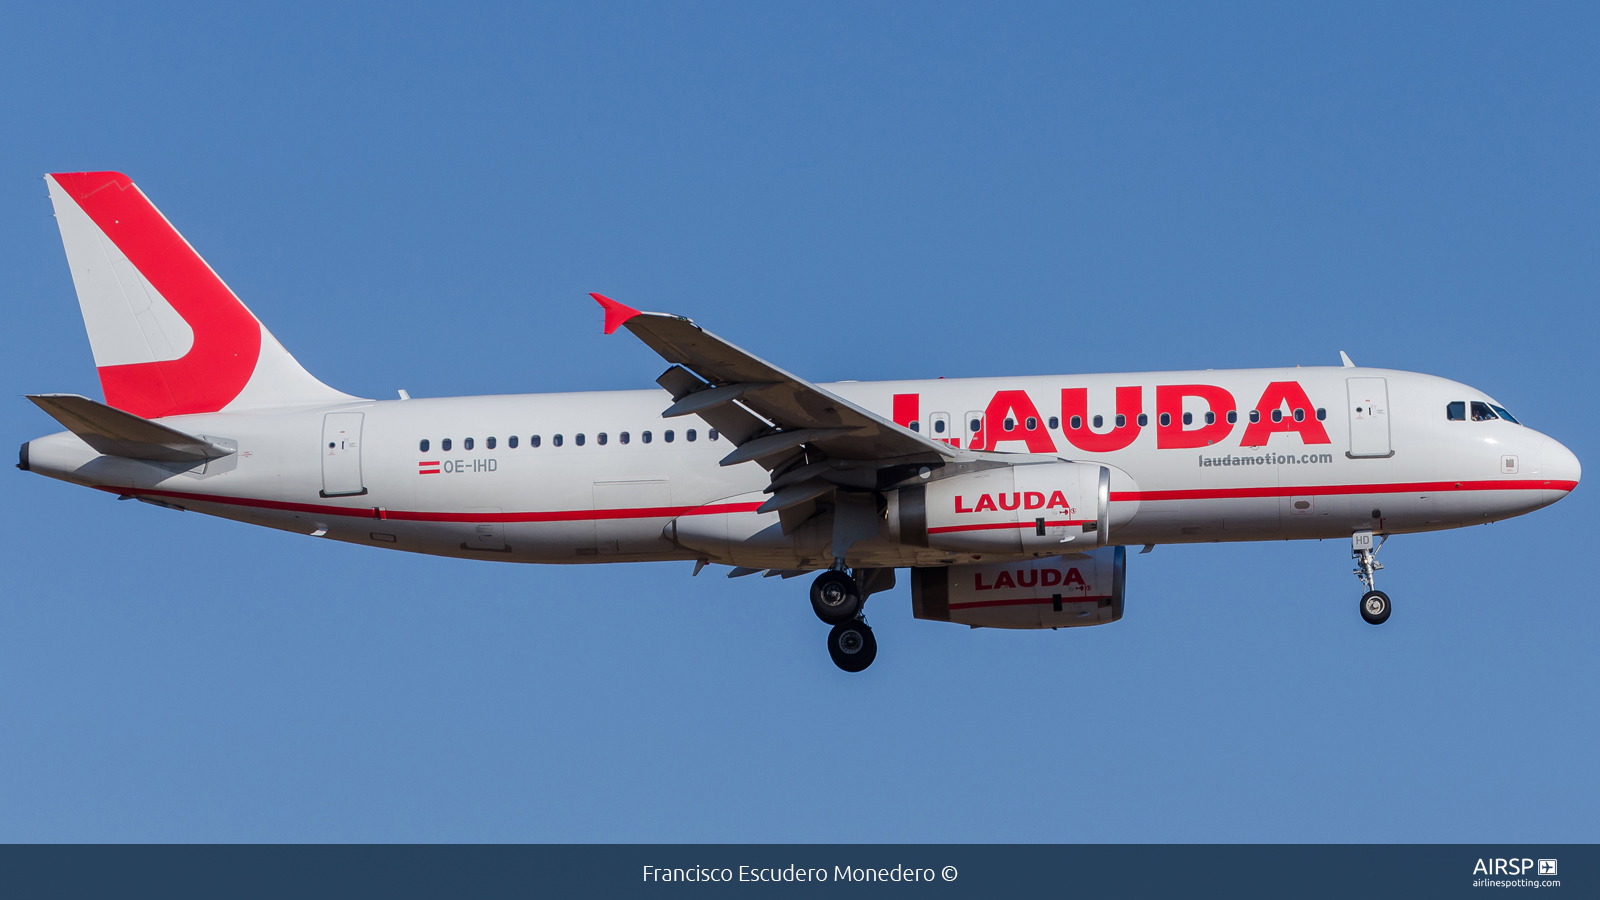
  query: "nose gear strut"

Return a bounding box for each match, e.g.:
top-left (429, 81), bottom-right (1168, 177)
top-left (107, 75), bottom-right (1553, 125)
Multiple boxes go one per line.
top-left (1352, 531), bottom-right (1392, 625)
top-left (1352, 530), bottom-right (1385, 592)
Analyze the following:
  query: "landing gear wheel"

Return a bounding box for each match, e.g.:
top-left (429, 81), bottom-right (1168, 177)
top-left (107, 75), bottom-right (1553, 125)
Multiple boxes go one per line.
top-left (1360, 590), bottom-right (1391, 625)
top-left (810, 570), bottom-right (862, 624)
top-left (828, 620), bottom-right (877, 672)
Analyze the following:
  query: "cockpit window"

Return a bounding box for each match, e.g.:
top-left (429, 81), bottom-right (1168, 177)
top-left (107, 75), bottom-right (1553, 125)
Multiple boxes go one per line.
top-left (1490, 404), bottom-right (1520, 425)
top-left (1471, 401), bottom-right (1497, 422)
top-left (1446, 401), bottom-right (1465, 421)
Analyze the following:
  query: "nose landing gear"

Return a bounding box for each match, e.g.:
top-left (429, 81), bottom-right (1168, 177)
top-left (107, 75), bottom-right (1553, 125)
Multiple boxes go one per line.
top-left (1352, 531), bottom-right (1391, 625)
top-left (1360, 590), bottom-right (1392, 625)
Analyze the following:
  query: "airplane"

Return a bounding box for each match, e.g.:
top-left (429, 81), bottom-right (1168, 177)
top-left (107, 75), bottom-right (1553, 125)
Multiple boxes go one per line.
top-left (19, 171), bottom-right (1581, 672)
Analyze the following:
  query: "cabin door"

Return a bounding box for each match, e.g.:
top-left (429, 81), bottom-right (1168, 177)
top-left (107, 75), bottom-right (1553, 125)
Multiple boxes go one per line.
top-left (1346, 378), bottom-right (1392, 458)
top-left (320, 412), bottom-right (366, 497)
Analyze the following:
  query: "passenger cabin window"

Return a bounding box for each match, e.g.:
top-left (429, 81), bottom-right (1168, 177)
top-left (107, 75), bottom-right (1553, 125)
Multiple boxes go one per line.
top-left (1159, 413), bottom-right (1171, 427)
top-left (1270, 410), bottom-right (1283, 423)
top-left (621, 432), bottom-right (631, 444)
top-left (553, 434), bottom-right (563, 447)
top-left (934, 419), bottom-right (947, 434)
top-left (1471, 401), bottom-right (1497, 422)
top-left (419, 439), bottom-right (430, 452)
top-left (687, 429), bottom-right (697, 441)
top-left (969, 418), bottom-right (982, 432)
top-left (909, 421), bottom-right (919, 432)
top-left (1182, 412), bottom-right (1193, 426)
top-left (1446, 401), bottom-right (1466, 421)
top-left (509, 435), bottom-right (518, 448)
top-left (1249, 410), bottom-right (1260, 424)
top-left (1070, 416), bottom-right (1082, 430)
top-left (1003, 418), bottom-right (1015, 431)
top-left (486, 436), bottom-right (496, 449)
top-left (1115, 414), bottom-right (1126, 428)
top-left (442, 438), bottom-right (452, 451)
top-left (1025, 417), bottom-right (1038, 430)
top-left (1491, 405), bottom-right (1520, 425)
top-left (1316, 408), bottom-right (1326, 421)
top-left (1225, 411), bottom-right (1237, 424)
top-left (598, 433), bottom-right (608, 445)
top-left (1092, 415), bottom-right (1104, 428)
top-left (575, 433), bottom-right (586, 446)
top-left (643, 431), bottom-right (653, 443)
top-left (664, 430), bottom-right (675, 443)
top-left (464, 437), bottom-right (475, 450)
top-left (1047, 417), bottom-right (1059, 429)
top-left (1293, 408), bottom-right (1305, 422)
top-left (1137, 414), bottom-right (1149, 427)
top-left (709, 429), bottom-right (719, 441)
top-left (530, 435), bottom-right (541, 448)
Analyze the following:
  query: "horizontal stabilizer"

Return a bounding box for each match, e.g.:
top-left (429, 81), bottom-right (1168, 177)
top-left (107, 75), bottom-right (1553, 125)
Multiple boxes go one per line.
top-left (26, 393), bottom-right (233, 462)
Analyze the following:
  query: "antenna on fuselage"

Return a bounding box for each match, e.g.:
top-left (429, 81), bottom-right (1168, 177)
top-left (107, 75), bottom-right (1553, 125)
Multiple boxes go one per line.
top-left (1339, 351), bottom-right (1356, 368)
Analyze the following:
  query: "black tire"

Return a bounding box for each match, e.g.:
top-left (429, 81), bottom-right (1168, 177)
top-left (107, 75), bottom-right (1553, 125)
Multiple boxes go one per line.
top-left (828, 620), bottom-right (877, 672)
top-left (810, 570), bottom-right (862, 624)
top-left (1360, 590), bottom-right (1391, 625)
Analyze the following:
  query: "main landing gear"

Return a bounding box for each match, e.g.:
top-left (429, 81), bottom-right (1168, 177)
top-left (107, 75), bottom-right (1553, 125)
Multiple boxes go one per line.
top-left (1352, 531), bottom-right (1391, 625)
top-left (810, 570), bottom-right (862, 624)
top-left (828, 619), bottom-right (877, 673)
top-left (811, 568), bottom-right (877, 672)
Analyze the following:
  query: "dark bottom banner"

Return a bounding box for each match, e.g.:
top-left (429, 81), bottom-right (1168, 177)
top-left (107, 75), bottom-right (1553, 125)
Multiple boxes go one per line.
top-left (0, 844), bottom-right (1590, 898)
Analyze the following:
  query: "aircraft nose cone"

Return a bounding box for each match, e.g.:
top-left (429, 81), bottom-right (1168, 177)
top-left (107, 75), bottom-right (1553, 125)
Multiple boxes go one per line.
top-left (1540, 437), bottom-right (1581, 504)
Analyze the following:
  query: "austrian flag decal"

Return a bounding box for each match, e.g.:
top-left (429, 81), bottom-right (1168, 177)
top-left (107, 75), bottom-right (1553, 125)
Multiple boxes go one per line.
top-left (418, 460), bottom-right (440, 475)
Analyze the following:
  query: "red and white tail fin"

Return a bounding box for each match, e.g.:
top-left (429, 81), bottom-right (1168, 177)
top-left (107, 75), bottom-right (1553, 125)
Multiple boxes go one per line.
top-left (45, 171), bottom-right (358, 419)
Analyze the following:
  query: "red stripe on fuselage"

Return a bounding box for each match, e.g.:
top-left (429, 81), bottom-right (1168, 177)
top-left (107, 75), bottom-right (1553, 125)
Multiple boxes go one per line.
top-left (1110, 479), bottom-right (1576, 502)
top-left (93, 485), bottom-right (763, 522)
top-left (93, 479), bottom-right (1573, 529)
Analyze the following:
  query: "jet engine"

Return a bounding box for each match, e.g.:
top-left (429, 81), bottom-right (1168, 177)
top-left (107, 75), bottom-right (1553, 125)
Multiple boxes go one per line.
top-left (910, 546), bottom-right (1126, 629)
top-left (896, 460), bottom-right (1132, 555)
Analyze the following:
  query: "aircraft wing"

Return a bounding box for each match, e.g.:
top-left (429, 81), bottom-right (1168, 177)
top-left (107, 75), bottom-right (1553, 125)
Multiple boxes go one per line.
top-left (594, 293), bottom-right (958, 467)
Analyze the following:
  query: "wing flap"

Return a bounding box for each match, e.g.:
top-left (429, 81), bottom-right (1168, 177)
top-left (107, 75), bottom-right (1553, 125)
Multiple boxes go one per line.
top-left (655, 365), bottom-right (769, 445)
top-left (662, 382), bottom-right (775, 418)
top-left (755, 478), bottom-right (835, 515)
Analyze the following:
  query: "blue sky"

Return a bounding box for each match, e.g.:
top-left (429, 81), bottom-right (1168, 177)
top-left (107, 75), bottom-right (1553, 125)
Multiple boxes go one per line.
top-left (1, 3), bottom-right (1595, 841)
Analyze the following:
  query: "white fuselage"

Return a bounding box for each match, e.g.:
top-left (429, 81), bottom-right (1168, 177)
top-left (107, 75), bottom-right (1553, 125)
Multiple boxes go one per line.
top-left (22, 366), bottom-right (1580, 570)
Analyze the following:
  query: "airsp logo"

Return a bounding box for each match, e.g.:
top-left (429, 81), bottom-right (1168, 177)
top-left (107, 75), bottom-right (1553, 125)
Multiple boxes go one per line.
top-left (1472, 858), bottom-right (1551, 876)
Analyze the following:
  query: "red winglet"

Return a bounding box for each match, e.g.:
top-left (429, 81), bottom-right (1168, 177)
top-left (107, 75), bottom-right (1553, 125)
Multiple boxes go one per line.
top-left (591, 293), bottom-right (641, 335)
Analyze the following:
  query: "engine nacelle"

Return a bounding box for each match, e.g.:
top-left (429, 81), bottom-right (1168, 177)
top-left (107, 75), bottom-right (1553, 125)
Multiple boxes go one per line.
top-left (909, 546), bottom-right (1126, 629)
top-left (898, 460), bottom-right (1123, 555)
